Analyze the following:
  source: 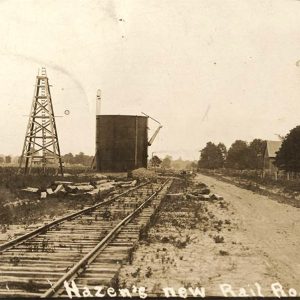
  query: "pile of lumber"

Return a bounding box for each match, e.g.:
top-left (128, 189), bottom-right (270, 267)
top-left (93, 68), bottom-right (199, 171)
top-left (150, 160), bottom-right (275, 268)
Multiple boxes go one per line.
top-left (166, 191), bottom-right (223, 202)
top-left (20, 178), bottom-right (138, 200)
top-left (186, 182), bottom-right (224, 201)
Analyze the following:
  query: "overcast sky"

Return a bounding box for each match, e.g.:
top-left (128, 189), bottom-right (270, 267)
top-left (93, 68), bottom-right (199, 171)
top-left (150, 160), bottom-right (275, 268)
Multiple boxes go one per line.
top-left (1, 0), bottom-right (300, 160)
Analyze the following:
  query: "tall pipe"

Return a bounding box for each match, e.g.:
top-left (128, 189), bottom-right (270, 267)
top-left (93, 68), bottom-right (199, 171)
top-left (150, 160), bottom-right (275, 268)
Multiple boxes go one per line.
top-left (96, 89), bottom-right (101, 115)
top-left (95, 89), bottom-right (101, 170)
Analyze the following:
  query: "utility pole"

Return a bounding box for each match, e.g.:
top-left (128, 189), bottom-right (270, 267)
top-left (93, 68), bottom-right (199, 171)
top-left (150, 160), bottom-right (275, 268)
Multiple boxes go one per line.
top-left (19, 67), bottom-right (64, 175)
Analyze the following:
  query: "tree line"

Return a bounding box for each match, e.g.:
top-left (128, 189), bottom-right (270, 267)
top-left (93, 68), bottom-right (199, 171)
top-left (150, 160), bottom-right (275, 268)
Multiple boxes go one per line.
top-left (198, 139), bottom-right (266, 170)
top-left (274, 125), bottom-right (300, 173)
top-left (198, 125), bottom-right (300, 173)
top-left (0, 156), bottom-right (12, 164)
top-left (0, 153), bottom-right (94, 167)
top-left (62, 152), bottom-right (93, 166)
top-left (150, 155), bottom-right (197, 170)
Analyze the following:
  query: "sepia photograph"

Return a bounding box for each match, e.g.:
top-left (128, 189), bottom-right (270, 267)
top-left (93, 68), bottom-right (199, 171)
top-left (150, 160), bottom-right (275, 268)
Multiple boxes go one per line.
top-left (0, 0), bottom-right (299, 298)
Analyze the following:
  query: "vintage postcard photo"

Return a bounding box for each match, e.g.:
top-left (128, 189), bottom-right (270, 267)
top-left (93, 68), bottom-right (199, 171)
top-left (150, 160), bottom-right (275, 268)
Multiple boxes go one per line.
top-left (0, 0), bottom-right (299, 298)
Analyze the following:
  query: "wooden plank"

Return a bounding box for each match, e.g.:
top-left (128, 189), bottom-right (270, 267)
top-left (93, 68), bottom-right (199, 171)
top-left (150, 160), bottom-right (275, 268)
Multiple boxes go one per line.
top-left (0, 289), bottom-right (41, 297)
top-left (0, 253), bottom-right (85, 259)
top-left (0, 271), bottom-right (65, 276)
top-left (0, 266), bottom-right (67, 272)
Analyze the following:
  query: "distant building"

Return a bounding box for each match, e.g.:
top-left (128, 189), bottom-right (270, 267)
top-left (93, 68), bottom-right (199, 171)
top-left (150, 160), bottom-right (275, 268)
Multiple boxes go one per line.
top-left (263, 140), bottom-right (282, 174)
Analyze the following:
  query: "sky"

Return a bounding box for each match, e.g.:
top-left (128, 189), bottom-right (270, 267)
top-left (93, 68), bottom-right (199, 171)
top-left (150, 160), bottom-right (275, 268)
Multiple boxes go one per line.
top-left (0, 0), bottom-right (300, 160)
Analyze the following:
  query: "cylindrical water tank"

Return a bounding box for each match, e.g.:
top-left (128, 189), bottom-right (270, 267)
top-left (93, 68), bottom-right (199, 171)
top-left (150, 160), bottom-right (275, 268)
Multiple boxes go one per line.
top-left (96, 115), bottom-right (148, 172)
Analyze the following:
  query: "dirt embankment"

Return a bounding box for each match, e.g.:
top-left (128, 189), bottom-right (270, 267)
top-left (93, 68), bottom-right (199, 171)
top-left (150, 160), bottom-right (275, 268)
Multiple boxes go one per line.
top-left (118, 174), bottom-right (300, 297)
top-left (0, 192), bottom-right (89, 245)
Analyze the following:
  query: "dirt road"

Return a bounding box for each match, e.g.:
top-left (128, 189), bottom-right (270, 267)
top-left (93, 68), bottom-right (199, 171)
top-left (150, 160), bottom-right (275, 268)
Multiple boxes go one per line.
top-left (195, 173), bottom-right (300, 297)
top-left (119, 174), bottom-right (300, 297)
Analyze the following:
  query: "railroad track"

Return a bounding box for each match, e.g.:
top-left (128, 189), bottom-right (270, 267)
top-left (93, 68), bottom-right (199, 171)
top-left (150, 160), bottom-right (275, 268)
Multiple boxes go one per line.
top-left (0, 178), bottom-right (172, 298)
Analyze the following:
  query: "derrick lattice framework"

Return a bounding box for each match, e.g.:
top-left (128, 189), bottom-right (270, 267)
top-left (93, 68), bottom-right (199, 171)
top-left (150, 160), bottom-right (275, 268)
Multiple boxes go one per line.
top-left (19, 68), bottom-right (63, 175)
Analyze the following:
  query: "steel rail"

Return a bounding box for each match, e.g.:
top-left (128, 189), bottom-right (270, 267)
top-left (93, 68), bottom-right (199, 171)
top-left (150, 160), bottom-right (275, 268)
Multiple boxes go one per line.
top-left (0, 181), bottom-right (149, 253)
top-left (42, 179), bottom-right (169, 298)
